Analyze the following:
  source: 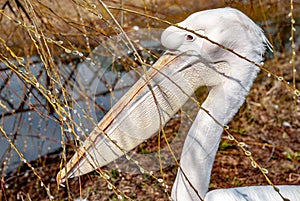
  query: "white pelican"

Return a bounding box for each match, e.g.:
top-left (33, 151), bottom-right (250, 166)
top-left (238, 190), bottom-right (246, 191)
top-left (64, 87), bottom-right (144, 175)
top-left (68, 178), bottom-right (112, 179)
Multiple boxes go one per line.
top-left (57, 7), bottom-right (300, 201)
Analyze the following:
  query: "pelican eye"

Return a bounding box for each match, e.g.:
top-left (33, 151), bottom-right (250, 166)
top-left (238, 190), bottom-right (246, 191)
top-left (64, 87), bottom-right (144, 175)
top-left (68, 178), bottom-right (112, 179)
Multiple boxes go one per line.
top-left (185, 34), bottom-right (195, 41)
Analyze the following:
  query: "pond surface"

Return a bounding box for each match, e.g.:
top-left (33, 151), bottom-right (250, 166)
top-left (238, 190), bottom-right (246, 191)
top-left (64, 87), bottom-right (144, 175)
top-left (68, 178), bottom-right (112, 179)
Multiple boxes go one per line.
top-left (0, 28), bottom-right (163, 174)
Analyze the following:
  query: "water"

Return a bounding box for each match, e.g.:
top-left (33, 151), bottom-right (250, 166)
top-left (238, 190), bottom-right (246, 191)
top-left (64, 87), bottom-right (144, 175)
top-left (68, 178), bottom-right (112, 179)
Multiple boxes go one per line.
top-left (0, 58), bottom-right (62, 173)
top-left (0, 28), bottom-right (164, 174)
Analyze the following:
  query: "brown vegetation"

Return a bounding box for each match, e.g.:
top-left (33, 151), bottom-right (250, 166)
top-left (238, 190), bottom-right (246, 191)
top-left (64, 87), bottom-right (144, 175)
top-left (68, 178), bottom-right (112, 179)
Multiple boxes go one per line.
top-left (0, 0), bottom-right (299, 200)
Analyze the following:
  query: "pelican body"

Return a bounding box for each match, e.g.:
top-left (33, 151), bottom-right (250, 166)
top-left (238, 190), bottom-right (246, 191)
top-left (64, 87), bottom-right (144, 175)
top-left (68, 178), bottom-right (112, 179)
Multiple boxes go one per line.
top-left (57, 7), bottom-right (300, 201)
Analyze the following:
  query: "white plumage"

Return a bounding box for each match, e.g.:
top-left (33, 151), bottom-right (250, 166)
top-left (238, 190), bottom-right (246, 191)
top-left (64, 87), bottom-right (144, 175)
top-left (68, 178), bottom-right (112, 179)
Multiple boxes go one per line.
top-left (205, 186), bottom-right (300, 201)
top-left (57, 7), bottom-right (300, 201)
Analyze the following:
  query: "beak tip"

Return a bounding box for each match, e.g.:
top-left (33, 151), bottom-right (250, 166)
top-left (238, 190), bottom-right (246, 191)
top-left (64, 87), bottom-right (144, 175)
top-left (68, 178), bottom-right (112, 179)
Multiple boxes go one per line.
top-left (56, 170), bottom-right (66, 186)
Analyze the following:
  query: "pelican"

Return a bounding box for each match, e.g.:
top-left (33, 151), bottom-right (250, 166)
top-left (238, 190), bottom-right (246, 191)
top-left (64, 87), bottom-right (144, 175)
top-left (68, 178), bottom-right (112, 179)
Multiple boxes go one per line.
top-left (57, 7), bottom-right (300, 200)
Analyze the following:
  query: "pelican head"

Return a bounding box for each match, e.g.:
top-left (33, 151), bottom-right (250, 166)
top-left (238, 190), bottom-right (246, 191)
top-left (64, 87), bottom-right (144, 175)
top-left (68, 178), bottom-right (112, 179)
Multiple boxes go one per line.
top-left (161, 8), bottom-right (270, 65)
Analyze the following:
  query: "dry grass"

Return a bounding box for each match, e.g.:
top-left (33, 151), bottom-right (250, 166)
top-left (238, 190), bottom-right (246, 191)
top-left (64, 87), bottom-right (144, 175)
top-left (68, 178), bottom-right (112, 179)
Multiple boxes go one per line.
top-left (0, 0), bottom-right (299, 200)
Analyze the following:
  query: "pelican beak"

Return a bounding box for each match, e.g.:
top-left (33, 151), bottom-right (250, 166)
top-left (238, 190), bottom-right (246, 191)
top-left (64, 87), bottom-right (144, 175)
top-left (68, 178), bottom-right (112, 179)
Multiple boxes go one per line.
top-left (57, 50), bottom-right (204, 185)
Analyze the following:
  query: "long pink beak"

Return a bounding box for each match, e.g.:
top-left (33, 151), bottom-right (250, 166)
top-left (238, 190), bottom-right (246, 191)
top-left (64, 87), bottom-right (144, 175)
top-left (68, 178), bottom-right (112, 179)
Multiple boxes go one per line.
top-left (56, 50), bottom-right (207, 184)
